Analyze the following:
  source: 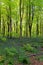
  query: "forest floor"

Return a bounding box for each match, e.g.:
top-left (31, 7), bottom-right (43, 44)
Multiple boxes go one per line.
top-left (0, 37), bottom-right (43, 65)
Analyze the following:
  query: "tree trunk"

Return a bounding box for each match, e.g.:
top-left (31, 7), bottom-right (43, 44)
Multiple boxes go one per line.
top-left (29, 1), bottom-right (34, 37)
top-left (29, 24), bottom-right (32, 37)
top-left (16, 21), bottom-right (18, 34)
top-left (40, 18), bottom-right (41, 36)
top-left (9, 16), bottom-right (12, 38)
top-left (7, 23), bottom-right (10, 37)
top-left (26, 5), bottom-right (28, 37)
top-left (20, 17), bottom-right (22, 37)
top-left (20, 0), bottom-right (22, 38)
top-left (6, 1), bottom-right (12, 38)
top-left (19, 0), bottom-right (24, 38)
top-left (14, 23), bottom-right (15, 32)
top-left (36, 17), bottom-right (39, 36)
top-left (26, 23), bottom-right (28, 37)
top-left (2, 18), bottom-right (5, 36)
top-left (0, 4), bottom-right (1, 34)
top-left (0, 13), bottom-right (1, 33)
top-left (9, 3), bottom-right (12, 38)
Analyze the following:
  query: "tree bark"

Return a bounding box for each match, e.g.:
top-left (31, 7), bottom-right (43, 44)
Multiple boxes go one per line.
top-left (26, 5), bottom-right (28, 37)
top-left (16, 21), bottom-right (18, 34)
top-left (36, 17), bottom-right (39, 36)
top-left (0, 4), bottom-right (1, 34)
top-left (29, 0), bottom-right (31, 37)
top-left (9, 2), bottom-right (12, 38)
top-left (20, 0), bottom-right (22, 37)
top-left (29, 1), bottom-right (34, 37)
top-left (7, 23), bottom-right (10, 37)
top-left (19, 0), bottom-right (24, 38)
top-left (2, 18), bottom-right (5, 36)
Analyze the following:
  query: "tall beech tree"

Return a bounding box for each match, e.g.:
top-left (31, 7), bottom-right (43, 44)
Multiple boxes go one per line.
top-left (0, 1), bottom-right (1, 34)
top-left (19, 0), bottom-right (24, 37)
top-left (25, 4), bottom-right (28, 37)
top-left (5, 0), bottom-right (12, 38)
top-left (28, 0), bottom-right (35, 37)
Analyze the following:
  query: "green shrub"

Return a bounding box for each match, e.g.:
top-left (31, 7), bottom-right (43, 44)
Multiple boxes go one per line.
top-left (4, 47), bottom-right (18, 65)
top-left (0, 63), bottom-right (3, 65)
top-left (36, 55), bottom-right (43, 61)
top-left (32, 43), bottom-right (40, 48)
top-left (12, 32), bottom-right (19, 37)
top-left (18, 55), bottom-right (30, 64)
top-left (23, 44), bottom-right (33, 52)
top-left (23, 44), bottom-right (38, 53)
top-left (18, 55), bottom-right (24, 62)
top-left (1, 37), bottom-right (6, 42)
top-left (0, 56), bottom-right (5, 63)
top-left (8, 60), bottom-right (13, 65)
top-left (18, 47), bottom-right (26, 62)
top-left (5, 47), bottom-right (18, 57)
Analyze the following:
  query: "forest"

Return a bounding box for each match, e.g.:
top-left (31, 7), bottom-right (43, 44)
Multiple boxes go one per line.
top-left (0, 0), bottom-right (43, 65)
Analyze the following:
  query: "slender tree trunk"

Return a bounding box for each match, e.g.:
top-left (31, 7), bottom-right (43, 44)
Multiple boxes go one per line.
top-left (3, 26), bottom-right (5, 36)
top-left (20, 17), bottom-right (22, 37)
top-left (2, 18), bottom-right (5, 36)
top-left (40, 19), bottom-right (41, 36)
top-left (26, 5), bottom-right (28, 37)
top-left (14, 23), bottom-right (15, 32)
top-left (9, 16), bottom-right (12, 38)
top-left (0, 13), bottom-right (1, 33)
top-left (36, 17), bottom-right (39, 36)
top-left (7, 23), bottom-right (10, 37)
top-left (20, 0), bottom-right (22, 37)
top-left (16, 21), bottom-right (18, 34)
top-left (29, 1), bottom-right (34, 37)
top-left (9, 3), bottom-right (12, 38)
top-left (19, 0), bottom-right (24, 38)
top-left (29, 0), bottom-right (31, 37)
top-left (26, 22), bottom-right (28, 37)
top-left (0, 4), bottom-right (1, 34)
top-left (6, 6), bottom-right (10, 37)
top-left (29, 24), bottom-right (32, 37)
top-left (6, 1), bottom-right (12, 38)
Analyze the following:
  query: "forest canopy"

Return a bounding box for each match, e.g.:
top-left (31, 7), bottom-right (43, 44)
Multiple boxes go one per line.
top-left (0, 0), bottom-right (43, 38)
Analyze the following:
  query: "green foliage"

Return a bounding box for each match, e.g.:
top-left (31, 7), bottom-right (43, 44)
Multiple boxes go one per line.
top-left (18, 47), bottom-right (26, 62)
top-left (12, 32), bottom-right (19, 37)
top-left (18, 55), bottom-right (25, 63)
top-left (23, 44), bottom-right (33, 52)
top-left (7, 58), bottom-right (13, 65)
top-left (4, 47), bottom-right (18, 64)
top-left (0, 41), bottom-right (43, 64)
top-left (5, 47), bottom-right (18, 57)
top-left (0, 56), bottom-right (5, 64)
top-left (23, 44), bottom-right (38, 53)
top-left (0, 37), bottom-right (6, 42)
top-left (36, 55), bottom-right (43, 61)
top-left (0, 63), bottom-right (3, 65)
top-left (31, 42), bottom-right (41, 48)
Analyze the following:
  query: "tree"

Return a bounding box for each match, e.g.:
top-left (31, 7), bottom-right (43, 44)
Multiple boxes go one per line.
top-left (25, 3), bottom-right (28, 37)
top-left (28, 0), bottom-right (35, 37)
top-left (19, 0), bottom-right (24, 37)
top-left (0, 1), bottom-right (1, 34)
